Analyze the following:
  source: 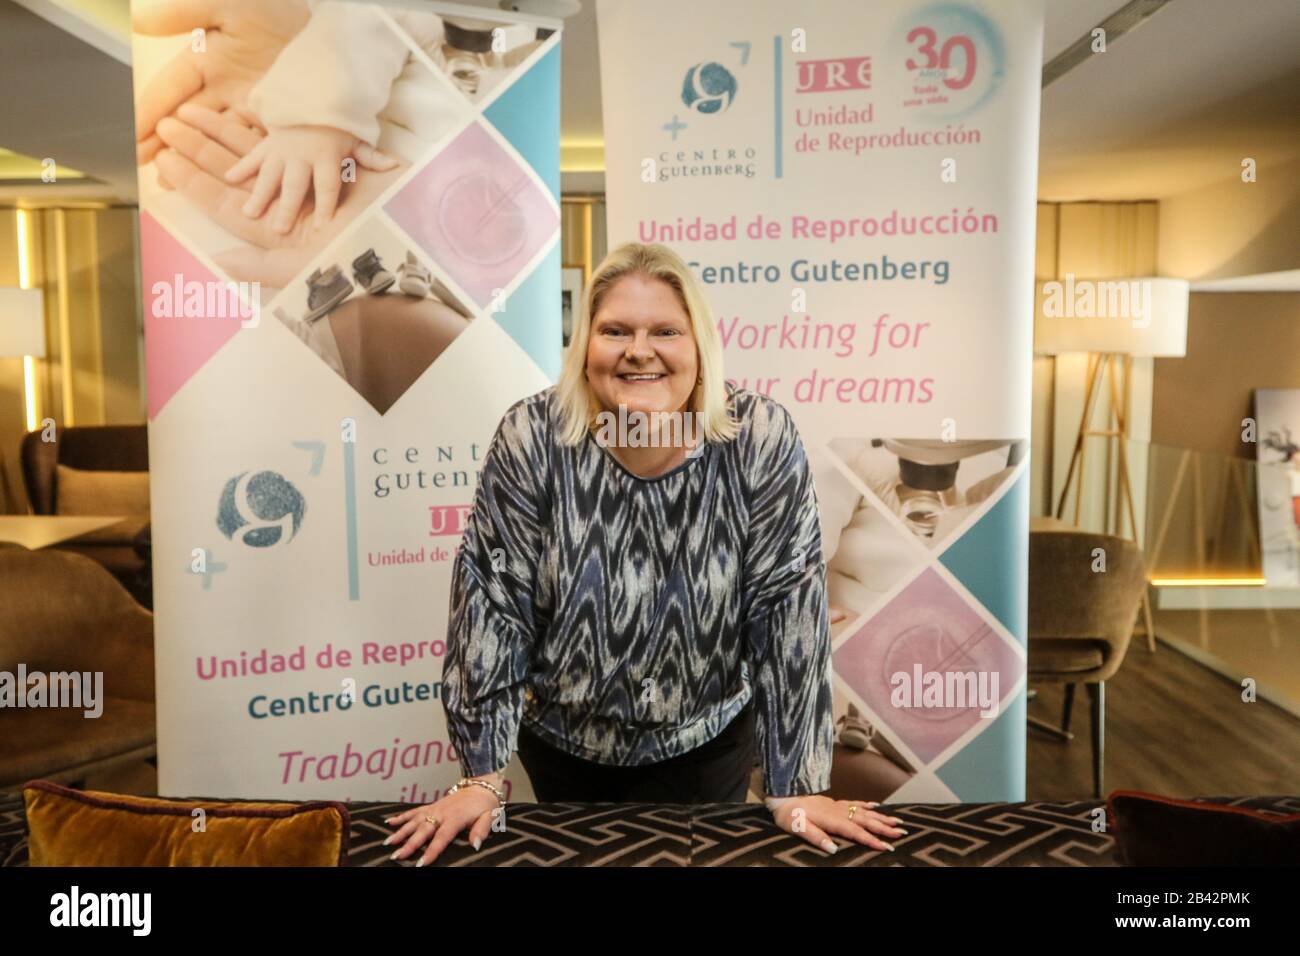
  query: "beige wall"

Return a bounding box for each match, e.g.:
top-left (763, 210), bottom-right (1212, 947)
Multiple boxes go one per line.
top-left (1144, 292), bottom-right (1300, 577)
top-left (0, 206), bottom-right (143, 514)
top-left (1158, 156), bottom-right (1300, 281)
top-left (560, 196), bottom-right (608, 281)
top-left (1032, 201), bottom-right (1158, 544)
top-left (1151, 292), bottom-right (1300, 459)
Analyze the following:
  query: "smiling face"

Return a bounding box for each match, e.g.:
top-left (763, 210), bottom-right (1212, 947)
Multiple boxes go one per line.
top-left (585, 273), bottom-right (699, 421)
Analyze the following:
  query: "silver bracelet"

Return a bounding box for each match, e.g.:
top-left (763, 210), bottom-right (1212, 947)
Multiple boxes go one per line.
top-left (449, 776), bottom-right (506, 807)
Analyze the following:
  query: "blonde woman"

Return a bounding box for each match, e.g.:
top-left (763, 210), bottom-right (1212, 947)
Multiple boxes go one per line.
top-left (385, 243), bottom-right (905, 865)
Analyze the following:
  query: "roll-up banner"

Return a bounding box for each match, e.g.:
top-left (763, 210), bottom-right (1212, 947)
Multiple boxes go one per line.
top-left (598, 0), bottom-right (1042, 801)
top-left (130, 0), bottom-right (562, 800)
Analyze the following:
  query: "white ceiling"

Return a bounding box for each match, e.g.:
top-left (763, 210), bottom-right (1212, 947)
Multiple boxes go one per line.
top-left (4, 0), bottom-right (1300, 211)
top-left (0, 0), bottom-right (135, 202)
top-left (1037, 0), bottom-right (1300, 200)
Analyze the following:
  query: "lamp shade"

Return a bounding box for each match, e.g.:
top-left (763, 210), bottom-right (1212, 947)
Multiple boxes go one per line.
top-left (0, 287), bottom-right (46, 358)
top-left (1034, 276), bottom-right (1188, 356)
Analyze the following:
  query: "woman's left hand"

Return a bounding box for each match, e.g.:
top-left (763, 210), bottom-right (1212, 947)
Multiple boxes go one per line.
top-left (767, 795), bottom-right (906, 855)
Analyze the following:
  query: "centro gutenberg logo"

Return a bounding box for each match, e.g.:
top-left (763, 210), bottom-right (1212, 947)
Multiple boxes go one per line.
top-left (216, 470), bottom-right (306, 548)
top-left (681, 62), bottom-right (737, 113)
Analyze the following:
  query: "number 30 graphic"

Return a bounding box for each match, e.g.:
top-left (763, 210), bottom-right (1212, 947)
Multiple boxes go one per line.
top-left (905, 26), bottom-right (977, 90)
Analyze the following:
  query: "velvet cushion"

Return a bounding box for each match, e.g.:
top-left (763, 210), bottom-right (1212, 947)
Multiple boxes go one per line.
top-left (23, 780), bottom-right (348, 867)
top-left (1108, 790), bottom-right (1300, 865)
top-left (55, 464), bottom-right (150, 517)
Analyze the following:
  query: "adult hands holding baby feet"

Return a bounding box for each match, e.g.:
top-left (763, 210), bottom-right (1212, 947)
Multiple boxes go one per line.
top-left (133, 0), bottom-right (311, 164)
top-left (224, 125), bottom-right (398, 233)
top-left (134, 0), bottom-right (410, 287)
top-left (151, 104), bottom-right (406, 287)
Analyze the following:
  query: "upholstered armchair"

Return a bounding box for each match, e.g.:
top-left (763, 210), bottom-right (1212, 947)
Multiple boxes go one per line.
top-left (19, 424), bottom-right (150, 605)
top-left (1028, 530), bottom-right (1147, 798)
top-left (0, 543), bottom-right (156, 791)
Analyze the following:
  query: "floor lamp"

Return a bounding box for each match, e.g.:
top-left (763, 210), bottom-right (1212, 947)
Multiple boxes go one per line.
top-left (0, 286), bottom-right (47, 515)
top-left (1035, 277), bottom-right (1190, 652)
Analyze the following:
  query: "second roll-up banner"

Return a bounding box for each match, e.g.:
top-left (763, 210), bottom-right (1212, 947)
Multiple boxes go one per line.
top-left (131, 0), bottom-right (562, 800)
top-left (598, 0), bottom-right (1043, 801)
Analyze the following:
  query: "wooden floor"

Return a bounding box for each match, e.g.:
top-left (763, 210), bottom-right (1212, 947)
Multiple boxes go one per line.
top-left (1028, 635), bottom-right (1300, 801)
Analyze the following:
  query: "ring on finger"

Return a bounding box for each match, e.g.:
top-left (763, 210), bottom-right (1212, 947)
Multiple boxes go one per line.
top-left (847, 804), bottom-right (858, 821)
top-left (424, 814), bottom-right (440, 828)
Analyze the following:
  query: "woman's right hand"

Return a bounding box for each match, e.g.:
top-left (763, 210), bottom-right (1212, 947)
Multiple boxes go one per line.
top-left (383, 781), bottom-right (504, 867)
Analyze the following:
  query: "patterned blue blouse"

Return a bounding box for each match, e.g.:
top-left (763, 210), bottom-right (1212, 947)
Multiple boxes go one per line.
top-left (443, 382), bottom-right (834, 797)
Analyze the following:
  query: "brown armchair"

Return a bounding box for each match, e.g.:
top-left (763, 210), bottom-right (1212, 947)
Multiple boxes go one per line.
top-left (0, 543), bottom-right (156, 791)
top-left (20, 424), bottom-right (147, 515)
top-left (1028, 530), bottom-right (1147, 798)
top-left (19, 424), bottom-right (150, 604)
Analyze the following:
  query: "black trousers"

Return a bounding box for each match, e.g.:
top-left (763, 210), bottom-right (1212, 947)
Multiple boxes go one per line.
top-left (516, 701), bottom-right (756, 803)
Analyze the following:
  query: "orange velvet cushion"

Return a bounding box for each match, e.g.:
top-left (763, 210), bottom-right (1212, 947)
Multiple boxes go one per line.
top-left (23, 780), bottom-right (349, 867)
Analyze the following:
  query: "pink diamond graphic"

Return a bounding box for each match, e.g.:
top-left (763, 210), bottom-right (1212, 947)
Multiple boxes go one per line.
top-left (139, 212), bottom-right (246, 418)
top-left (386, 123), bottom-right (557, 309)
top-left (832, 568), bottom-right (1021, 764)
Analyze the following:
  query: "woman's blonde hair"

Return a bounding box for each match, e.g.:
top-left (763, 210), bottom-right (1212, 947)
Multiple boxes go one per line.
top-left (554, 242), bottom-right (739, 446)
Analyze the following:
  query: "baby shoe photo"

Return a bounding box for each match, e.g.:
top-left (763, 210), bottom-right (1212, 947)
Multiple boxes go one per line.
top-left (352, 248), bottom-right (396, 295)
top-left (396, 250), bottom-right (433, 298)
top-left (428, 275), bottom-right (474, 318)
top-left (835, 705), bottom-right (874, 750)
top-left (304, 264), bottom-right (353, 322)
